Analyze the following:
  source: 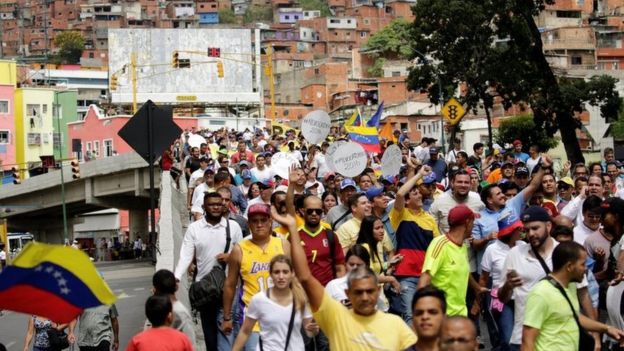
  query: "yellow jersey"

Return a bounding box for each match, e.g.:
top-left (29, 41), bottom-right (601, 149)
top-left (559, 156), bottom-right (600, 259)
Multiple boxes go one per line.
top-left (239, 235), bottom-right (285, 307)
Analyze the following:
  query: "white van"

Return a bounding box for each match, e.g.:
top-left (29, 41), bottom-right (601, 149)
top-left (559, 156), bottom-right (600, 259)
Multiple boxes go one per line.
top-left (7, 233), bottom-right (34, 259)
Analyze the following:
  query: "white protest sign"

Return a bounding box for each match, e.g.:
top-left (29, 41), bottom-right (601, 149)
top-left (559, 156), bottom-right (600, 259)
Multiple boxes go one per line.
top-left (301, 110), bottom-right (331, 145)
top-left (326, 140), bottom-right (346, 173)
top-left (381, 144), bottom-right (402, 177)
top-left (333, 142), bottom-right (367, 178)
top-left (271, 152), bottom-right (299, 179)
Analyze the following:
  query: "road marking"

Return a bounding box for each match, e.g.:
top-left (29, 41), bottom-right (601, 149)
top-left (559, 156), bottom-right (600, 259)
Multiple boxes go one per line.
top-left (133, 287), bottom-right (145, 291)
top-left (117, 292), bottom-right (135, 300)
top-left (5, 341), bottom-right (15, 349)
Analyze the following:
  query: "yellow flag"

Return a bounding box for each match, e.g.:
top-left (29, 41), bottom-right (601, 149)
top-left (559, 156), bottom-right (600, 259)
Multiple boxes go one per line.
top-left (379, 122), bottom-right (394, 140)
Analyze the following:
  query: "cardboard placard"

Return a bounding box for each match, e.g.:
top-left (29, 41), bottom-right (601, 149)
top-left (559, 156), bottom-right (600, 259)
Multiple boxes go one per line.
top-left (326, 140), bottom-right (346, 173)
top-left (301, 110), bottom-right (331, 145)
top-left (271, 152), bottom-right (299, 179)
top-left (332, 142), bottom-right (367, 178)
top-left (381, 144), bottom-right (402, 177)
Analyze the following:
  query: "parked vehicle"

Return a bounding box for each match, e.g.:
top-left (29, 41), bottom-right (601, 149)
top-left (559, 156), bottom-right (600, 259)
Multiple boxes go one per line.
top-left (7, 233), bottom-right (34, 259)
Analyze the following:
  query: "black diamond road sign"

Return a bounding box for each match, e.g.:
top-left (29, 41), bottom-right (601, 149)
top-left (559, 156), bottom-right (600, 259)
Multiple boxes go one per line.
top-left (118, 100), bottom-right (182, 163)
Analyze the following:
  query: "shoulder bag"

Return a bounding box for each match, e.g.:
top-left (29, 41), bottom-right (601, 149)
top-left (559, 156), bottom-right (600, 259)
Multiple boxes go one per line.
top-left (46, 327), bottom-right (70, 350)
top-left (259, 288), bottom-right (297, 351)
top-left (189, 220), bottom-right (231, 310)
top-left (546, 276), bottom-right (595, 351)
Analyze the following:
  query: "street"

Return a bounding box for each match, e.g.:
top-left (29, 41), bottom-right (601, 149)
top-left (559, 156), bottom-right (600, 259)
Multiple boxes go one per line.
top-left (0, 259), bottom-right (154, 350)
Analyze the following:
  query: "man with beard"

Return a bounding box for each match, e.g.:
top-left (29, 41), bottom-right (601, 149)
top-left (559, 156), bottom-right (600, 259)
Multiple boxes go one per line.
top-left (174, 192), bottom-right (243, 350)
top-left (412, 286), bottom-right (447, 351)
top-left (326, 178), bottom-right (357, 230)
top-left (522, 242), bottom-right (624, 351)
top-left (430, 169), bottom-right (484, 235)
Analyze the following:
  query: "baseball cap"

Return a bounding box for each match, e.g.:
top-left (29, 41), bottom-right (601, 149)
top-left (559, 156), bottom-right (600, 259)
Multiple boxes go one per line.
top-left (324, 172), bottom-right (336, 181)
top-left (305, 181), bottom-right (320, 190)
top-left (515, 166), bottom-right (529, 176)
top-left (557, 177), bottom-right (573, 187)
top-left (199, 156), bottom-right (210, 163)
top-left (366, 186), bottom-right (385, 200)
top-left (247, 203), bottom-right (271, 217)
top-left (239, 160), bottom-right (251, 168)
top-left (241, 169), bottom-right (252, 180)
top-left (498, 213), bottom-right (523, 237)
top-left (502, 161), bottom-right (514, 169)
top-left (429, 147), bottom-right (439, 154)
top-left (447, 205), bottom-right (476, 227)
top-left (513, 140), bottom-right (522, 146)
top-left (340, 178), bottom-right (357, 190)
top-left (259, 179), bottom-right (275, 189)
top-left (521, 206), bottom-right (550, 223)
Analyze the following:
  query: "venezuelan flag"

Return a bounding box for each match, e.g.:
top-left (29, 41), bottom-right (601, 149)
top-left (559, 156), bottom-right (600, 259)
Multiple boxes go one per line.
top-left (0, 242), bottom-right (117, 323)
top-left (346, 125), bottom-right (381, 153)
top-left (344, 109), bottom-right (363, 127)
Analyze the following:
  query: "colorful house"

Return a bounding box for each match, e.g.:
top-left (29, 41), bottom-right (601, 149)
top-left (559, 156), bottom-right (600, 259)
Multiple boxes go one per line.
top-left (14, 87), bottom-right (56, 180)
top-left (0, 60), bottom-right (17, 184)
top-left (53, 90), bottom-right (79, 160)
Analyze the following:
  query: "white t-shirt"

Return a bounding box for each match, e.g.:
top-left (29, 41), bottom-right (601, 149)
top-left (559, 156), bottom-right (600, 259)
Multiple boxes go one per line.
top-left (481, 240), bottom-right (523, 288)
top-left (526, 156), bottom-right (540, 175)
top-left (573, 222), bottom-right (600, 245)
top-left (188, 168), bottom-right (206, 189)
top-left (315, 153), bottom-right (330, 179)
top-left (251, 167), bottom-right (273, 183)
top-left (172, 300), bottom-right (196, 350)
top-left (246, 291), bottom-right (312, 351)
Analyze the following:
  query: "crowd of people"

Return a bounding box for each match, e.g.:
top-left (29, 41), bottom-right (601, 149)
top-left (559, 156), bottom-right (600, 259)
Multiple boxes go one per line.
top-left (161, 125), bottom-right (624, 351)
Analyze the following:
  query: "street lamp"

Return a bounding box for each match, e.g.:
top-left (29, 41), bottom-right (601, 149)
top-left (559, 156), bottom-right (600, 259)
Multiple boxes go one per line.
top-left (413, 49), bottom-right (446, 154)
top-left (54, 90), bottom-right (72, 244)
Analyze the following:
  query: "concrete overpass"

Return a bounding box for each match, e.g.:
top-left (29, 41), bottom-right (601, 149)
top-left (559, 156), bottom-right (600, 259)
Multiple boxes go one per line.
top-left (0, 153), bottom-right (161, 243)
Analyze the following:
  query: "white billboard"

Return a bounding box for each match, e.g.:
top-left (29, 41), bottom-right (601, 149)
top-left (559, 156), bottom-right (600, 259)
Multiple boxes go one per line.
top-left (108, 28), bottom-right (261, 104)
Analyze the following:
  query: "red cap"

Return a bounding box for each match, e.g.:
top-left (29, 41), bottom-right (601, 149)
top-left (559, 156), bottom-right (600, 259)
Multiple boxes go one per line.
top-left (448, 205), bottom-right (476, 227)
top-left (513, 140), bottom-right (522, 146)
top-left (247, 203), bottom-right (271, 217)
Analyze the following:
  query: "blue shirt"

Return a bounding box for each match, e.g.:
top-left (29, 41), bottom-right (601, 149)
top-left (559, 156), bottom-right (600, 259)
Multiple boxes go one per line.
top-left (513, 152), bottom-right (529, 163)
top-left (426, 159), bottom-right (447, 182)
top-left (471, 188), bottom-right (528, 272)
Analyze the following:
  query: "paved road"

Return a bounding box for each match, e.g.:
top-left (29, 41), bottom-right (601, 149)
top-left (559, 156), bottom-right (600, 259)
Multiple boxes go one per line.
top-left (0, 259), bottom-right (154, 350)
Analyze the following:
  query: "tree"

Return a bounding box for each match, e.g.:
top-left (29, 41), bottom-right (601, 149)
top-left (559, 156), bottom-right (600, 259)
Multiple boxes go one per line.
top-left (407, 0), bottom-right (621, 164)
top-left (54, 31), bottom-right (85, 64)
top-left (243, 6), bottom-right (273, 24)
top-left (219, 8), bottom-right (237, 24)
top-left (495, 114), bottom-right (559, 152)
top-left (363, 19), bottom-right (413, 77)
top-left (298, 0), bottom-right (331, 16)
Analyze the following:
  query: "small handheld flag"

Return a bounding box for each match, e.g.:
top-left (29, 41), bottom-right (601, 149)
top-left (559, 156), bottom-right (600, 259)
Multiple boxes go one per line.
top-left (0, 242), bottom-right (117, 323)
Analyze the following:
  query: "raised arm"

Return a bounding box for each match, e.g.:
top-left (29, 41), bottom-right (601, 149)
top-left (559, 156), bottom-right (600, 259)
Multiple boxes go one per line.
top-left (286, 165), bottom-right (298, 217)
top-left (271, 206), bottom-right (325, 312)
top-left (394, 164), bottom-right (431, 212)
top-left (521, 156), bottom-right (551, 202)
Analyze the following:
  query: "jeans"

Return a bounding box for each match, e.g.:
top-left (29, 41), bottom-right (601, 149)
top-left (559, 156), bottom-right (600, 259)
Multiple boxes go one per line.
top-left (245, 332), bottom-right (259, 351)
top-left (79, 340), bottom-right (111, 351)
top-left (397, 276), bottom-right (419, 325)
top-left (493, 302), bottom-right (515, 351)
top-left (199, 304), bottom-right (234, 351)
top-left (305, 330), bottom-right (329, 351)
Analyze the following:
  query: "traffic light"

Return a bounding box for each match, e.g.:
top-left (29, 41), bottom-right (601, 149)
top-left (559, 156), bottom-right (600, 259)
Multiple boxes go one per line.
top-left (11, 167), bottom-right (20, 184)
top-left (172, 51), bottom-right (179, 68)
top-left (208, 47), bottom-right (221, 57)
top-left (217, 61), bottom-right (224, 78)
top-left (71, 160), bottom-right (80, 179)
top-left (109, 74), bottom-right (118, 91)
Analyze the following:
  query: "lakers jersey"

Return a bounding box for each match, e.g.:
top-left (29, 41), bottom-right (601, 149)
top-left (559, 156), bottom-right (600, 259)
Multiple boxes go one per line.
top-left (239, 235), bottom-right (285, 307)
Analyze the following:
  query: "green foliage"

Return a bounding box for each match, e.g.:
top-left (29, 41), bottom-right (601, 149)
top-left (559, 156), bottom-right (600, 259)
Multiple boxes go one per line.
top-left (219, 8), bottom-right (237, 24)
top-left (495, 114), bottom-right (559, 152)
top-left (297, 0), bottom-right (331, 16)
top-left (613, 109), bottom-right (624, 140)
top-left (54, 31), bottom-right (85, 64)
top-left (407, 0), bottom-right (621, 163)
top-left (368, 58), bottom-right (386, 77)
top-left (243, 6), bottom-right (273, 24)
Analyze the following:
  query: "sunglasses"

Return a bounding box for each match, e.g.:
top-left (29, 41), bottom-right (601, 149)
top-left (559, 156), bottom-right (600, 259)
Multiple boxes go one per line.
top-left (305, 208), bottom-right (323, 215)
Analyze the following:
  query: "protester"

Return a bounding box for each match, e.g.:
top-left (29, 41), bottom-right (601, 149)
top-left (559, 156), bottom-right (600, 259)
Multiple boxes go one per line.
top-left (125, 295), bottom-right (193, 351)
top-left (412, 285), bottom-right (447, 351)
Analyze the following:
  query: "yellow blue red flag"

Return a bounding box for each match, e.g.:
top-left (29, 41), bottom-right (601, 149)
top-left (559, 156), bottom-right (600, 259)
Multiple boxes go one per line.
top-left (345, 125), bottom-right (381, 153)
top-left (0, 242), bottom-right (117, 323)
top-left (344, 109), bottom-right (363, 127)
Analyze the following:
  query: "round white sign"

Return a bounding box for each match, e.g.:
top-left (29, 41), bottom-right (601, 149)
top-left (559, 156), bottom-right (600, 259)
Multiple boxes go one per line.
top-left (332, 142), bottom-right (367, 178)
top-left (187, 134), bottom-right (207, 148)
top-left (381, 144), bottom-right (402, 177)
top-left (301, 110), bottom-right (331, 145)
top-left (271, 152), bottom-right (299, 179)
top-left (326, 140), bottom-right (346, 173)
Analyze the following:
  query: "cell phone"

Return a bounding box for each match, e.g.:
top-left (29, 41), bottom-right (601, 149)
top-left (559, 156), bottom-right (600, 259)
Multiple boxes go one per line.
top-left (389, 255), bottom-right (403, 265)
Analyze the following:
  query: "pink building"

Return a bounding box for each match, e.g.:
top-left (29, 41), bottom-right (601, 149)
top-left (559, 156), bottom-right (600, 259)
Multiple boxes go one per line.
top-left (0, 82), bottom-right (16, 182)
top-left (67, 105), bottom-right (198, 160)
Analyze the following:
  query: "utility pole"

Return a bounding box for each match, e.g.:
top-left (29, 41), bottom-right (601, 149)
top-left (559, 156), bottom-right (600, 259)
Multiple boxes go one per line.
top-left (265, 45), bottom-right (276, 121)
top-left (131, 52), bottom-right (137, 113)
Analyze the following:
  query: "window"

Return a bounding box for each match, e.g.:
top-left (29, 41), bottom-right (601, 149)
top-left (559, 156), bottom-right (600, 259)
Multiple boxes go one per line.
top-left (0, 130), bottom-right (9, 144)
top-left (53, 104), bottom-right (62, 119)
top-left (0, 100), bottom-right (8, 114)
top-left (104, 139), bottom-right (113, 157)
top-left (347, 19), bottom-right (352, 23)
top-left (89, 52), bottom-right (94, 58)
top-left (26, 104), bottom-right (40, 117)
top-left (27, 133), bottom-right (41, 145)
top-left (42, 104), bottom-right (48, 115)
top-left (392, 71), bottom-right (401, 77)
top-left (86, 142), bottom-right (92, 152)
top-left (285, 15), bottom-right (289, 19)
top-left (93, 140), bottom-right (100, 157)
top-left (314, 68), bottom-right (320, 75)
top-left (571, 56), bottom-right (582, 65)
top-left (360, 32), bottom-right (367, 38)
top-left (53, 132), bottom-right (62, 148)
top-left (364, 19), bottom-right (369, 25)
top-left (400, 123), bottom-right (408, 131)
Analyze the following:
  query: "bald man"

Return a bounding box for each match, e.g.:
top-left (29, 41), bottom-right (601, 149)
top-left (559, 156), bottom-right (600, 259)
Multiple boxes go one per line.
top-left (439, 316), bottom-right (478, 351)
top-left (551, 215), bottom-right (574, 230)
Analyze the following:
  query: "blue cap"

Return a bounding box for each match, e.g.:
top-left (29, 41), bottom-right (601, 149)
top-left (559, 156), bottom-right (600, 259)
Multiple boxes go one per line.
top-left (241, 169), bottom-right (252, 179)
top-left (366, 186), bottom-right (385, 200)
top-left (340, 178), bottom-right (357, 190)
top-left (422, 172), bottom-right (437, 184)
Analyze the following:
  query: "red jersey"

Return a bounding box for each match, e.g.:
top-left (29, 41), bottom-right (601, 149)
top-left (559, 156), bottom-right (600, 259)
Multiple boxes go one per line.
top-left (126, 327), bottom-right (193, 351)
top-left (231, 150), bottom-right (255, 164)
top-left (299, 226), bottom-right (345, 286)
